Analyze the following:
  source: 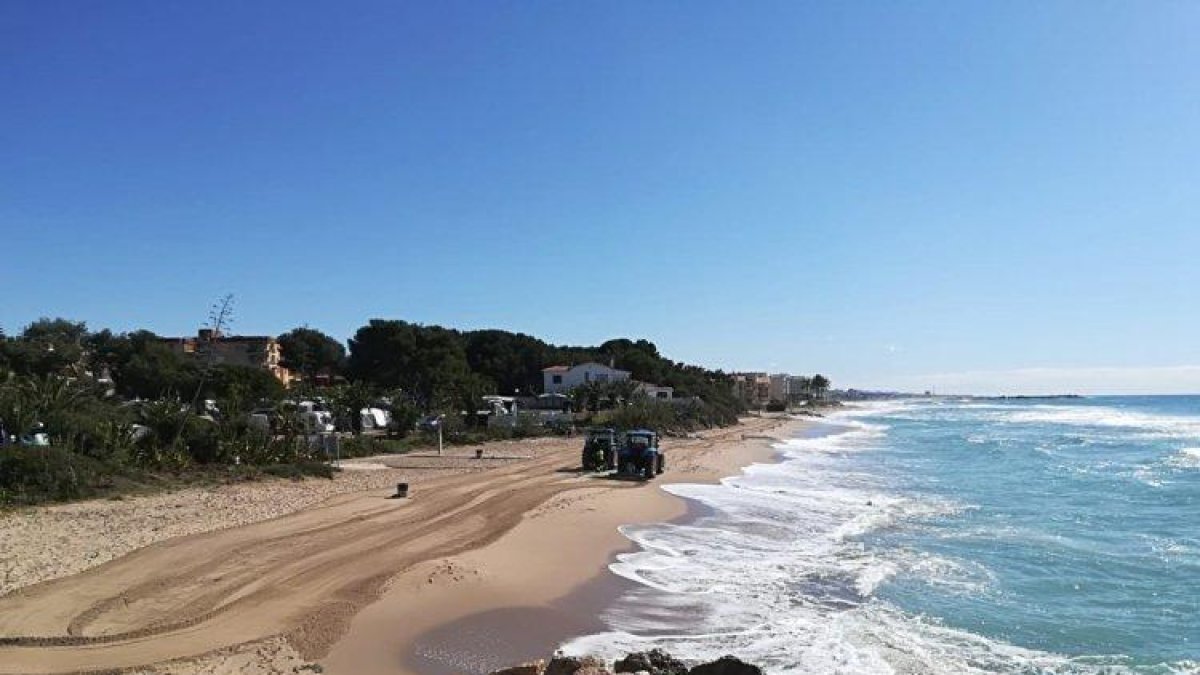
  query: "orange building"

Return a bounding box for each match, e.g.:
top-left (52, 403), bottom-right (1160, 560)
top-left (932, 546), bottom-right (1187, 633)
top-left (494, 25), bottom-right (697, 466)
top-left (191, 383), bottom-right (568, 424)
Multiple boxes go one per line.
top-left (162, 328), bottom-right (293, 386)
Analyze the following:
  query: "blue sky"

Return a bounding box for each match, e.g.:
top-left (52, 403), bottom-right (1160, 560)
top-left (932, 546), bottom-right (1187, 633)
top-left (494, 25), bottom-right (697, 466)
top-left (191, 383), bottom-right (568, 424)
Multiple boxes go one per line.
top-left (2, 2), bottom-right (1198, 394)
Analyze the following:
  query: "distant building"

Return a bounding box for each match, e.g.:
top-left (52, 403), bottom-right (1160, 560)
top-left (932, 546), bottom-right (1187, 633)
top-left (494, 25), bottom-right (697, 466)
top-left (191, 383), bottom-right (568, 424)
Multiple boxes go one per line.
top-left (637, 382), bottom-right (675, 401)
top-left (769, 374), bottom-right (788, 403)
top-left (765, 373), bottom-right (816, 404)
top-left (785, 375), bottom-right (813, 404)
top-left (161, 328), bottom-right (293, 386)
top-left (730, 372), bottom-right (771, 408)
top-left (542, 362), bottom-right (632, 394)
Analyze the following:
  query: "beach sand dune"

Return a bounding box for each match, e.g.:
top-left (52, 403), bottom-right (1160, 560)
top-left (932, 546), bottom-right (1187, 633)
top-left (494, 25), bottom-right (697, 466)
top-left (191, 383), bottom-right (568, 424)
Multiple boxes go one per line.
top-left (0, 417), bottom-right (797, 675)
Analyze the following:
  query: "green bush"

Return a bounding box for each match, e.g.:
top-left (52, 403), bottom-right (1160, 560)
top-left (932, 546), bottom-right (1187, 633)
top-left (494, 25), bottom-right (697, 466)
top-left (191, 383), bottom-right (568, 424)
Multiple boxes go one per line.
top-left (0, 446), bottom-right (113, 505)
top-left (606, 397), bottom-right (737, 432)
top-left (609, 400), bottom-right (678, 431)
top-left (386, 400), bottom-right (420, 438)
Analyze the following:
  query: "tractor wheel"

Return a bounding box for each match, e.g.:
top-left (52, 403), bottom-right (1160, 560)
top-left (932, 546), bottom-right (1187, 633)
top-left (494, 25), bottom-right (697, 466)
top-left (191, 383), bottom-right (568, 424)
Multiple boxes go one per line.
top-left (657, 455), bottom-right (665, 474)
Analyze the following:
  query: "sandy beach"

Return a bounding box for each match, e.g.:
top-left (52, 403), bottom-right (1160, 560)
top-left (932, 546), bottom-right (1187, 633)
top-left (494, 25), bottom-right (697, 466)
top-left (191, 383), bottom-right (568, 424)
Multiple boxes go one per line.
top-left (0, 437), bottom-right (573, 597)
top-left (0, 416), bottom-right (803, 675)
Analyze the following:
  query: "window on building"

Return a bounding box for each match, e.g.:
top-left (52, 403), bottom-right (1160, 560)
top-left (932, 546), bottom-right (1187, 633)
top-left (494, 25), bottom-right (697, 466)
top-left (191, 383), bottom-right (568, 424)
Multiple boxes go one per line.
top-left (552, 375), bottom-right (562, 384)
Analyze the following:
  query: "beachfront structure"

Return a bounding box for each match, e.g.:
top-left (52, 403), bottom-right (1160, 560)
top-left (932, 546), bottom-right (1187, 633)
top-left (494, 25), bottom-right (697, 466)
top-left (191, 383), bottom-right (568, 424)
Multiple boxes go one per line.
top-left (161, 328), bottom-right (293, 386)
top-left (731, 372), bottom-right (771, 408)
top-left (770, 373), bottom-right (814, 404)
top-left (769, 374), bottom-right (788, 403)
top-left (638, 382), bottom-right (675, 401)
top-left (786, 375), bottom-right (814, 403)
top-left (542, 362), bottom-right (632, 394)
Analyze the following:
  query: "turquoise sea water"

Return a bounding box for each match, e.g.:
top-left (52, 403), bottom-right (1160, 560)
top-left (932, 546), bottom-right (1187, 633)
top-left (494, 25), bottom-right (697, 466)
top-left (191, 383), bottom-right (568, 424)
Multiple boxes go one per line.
top-left (565, 397), bottom-right (1200, 673)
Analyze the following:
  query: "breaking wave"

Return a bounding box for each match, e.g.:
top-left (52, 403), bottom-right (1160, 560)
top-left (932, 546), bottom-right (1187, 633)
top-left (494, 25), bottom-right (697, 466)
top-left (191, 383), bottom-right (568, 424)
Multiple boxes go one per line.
top-left (562, 401), bottom-right (1200, 673)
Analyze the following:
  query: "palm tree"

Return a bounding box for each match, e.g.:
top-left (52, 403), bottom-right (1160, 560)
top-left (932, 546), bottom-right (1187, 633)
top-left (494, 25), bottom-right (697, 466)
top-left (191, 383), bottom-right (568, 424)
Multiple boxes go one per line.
top-left (1, 374), bottom-right (91, 441)
top-left (811, 374), bottom-right (831, 401)
top-left (134, 396), bottom-right (191, 466)
top-left (0, 372), bottom-right (37, 439)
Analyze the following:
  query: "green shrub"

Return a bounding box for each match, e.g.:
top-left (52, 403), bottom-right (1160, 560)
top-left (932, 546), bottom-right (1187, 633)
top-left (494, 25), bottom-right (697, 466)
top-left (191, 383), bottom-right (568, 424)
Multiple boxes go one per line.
top-left (0, 445), bottom-right (113, 505)
top-left (386, 400), bottom-right (420, 438)
top-left (609, 400), bottom-right (678, 431)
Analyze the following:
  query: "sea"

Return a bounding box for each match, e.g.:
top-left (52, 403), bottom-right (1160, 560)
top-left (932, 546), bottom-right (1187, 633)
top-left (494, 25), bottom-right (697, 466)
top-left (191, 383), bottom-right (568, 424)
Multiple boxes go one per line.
top-left (563, 396), bottom-right (1200, 674)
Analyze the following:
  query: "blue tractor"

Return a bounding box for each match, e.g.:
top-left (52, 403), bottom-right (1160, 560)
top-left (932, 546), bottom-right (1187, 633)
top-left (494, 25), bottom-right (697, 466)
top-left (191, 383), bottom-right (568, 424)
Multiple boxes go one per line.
top-left (617, 429), bottom-right (664, 481)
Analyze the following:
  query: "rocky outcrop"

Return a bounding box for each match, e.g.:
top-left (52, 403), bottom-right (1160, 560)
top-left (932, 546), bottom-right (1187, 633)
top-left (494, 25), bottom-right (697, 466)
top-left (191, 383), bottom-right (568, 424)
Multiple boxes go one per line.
top-left (546, 655), bottom-right (610, 675)
top-left (614, 649), bottom-right (688, 675)
top-left (492, 663), bottom-right (545, 675)
top-left (687, 656), bottom-right (763, 675)
top-left (488, 651), bottom-right (763, 675)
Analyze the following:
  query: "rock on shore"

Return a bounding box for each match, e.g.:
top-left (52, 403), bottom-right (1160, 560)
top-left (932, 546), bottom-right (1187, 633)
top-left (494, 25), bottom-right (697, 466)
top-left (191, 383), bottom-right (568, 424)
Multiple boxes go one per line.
top-left (491, 651), bottom-right (764, 675)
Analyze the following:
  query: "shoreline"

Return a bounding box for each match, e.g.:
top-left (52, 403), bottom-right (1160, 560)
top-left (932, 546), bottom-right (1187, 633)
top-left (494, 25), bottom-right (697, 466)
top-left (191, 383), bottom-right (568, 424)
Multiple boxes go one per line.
top-left (323, 417), bottom-right (806, 675)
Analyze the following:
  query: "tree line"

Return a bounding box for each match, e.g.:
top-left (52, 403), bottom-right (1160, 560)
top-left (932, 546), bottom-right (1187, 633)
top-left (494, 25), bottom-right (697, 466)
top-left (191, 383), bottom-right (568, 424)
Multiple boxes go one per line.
top-left (0, 316), bottom-right (750, 503)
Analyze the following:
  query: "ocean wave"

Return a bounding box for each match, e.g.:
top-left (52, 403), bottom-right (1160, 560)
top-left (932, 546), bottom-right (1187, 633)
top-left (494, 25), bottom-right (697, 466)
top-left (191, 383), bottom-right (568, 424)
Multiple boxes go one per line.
top-left (564, 599), bottom-right (1199, 675)
top-left (564, 600), bottom-right (1200, 675)
top-left (564, 423), bottom-right (1001, 673)
top-left (851, 400), bottom-right (1200, 447)
top-left (772, 420), bottom-right (889, 457)
top-left (1127, 447), bottom-right (1200, 487)
top-left (1000, 406), bottom-right (1200, 440)
top-left (1167, 447), bottom-right (1200, 468)
top-left (562, 403), bottom-right (1200, 674)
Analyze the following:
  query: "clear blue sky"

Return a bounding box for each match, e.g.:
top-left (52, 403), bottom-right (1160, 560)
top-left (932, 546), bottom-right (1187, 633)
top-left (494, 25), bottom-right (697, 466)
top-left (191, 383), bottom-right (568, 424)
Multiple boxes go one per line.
top-left (3, 2), bottom-right (1198, 394)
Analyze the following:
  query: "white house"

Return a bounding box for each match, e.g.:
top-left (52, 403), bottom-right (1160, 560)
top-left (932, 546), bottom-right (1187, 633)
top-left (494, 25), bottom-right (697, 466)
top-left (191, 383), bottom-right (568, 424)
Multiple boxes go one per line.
top-left (542, 362), bottom-right (632, 394)
top-left (637, 382), bottom-right (674, 401)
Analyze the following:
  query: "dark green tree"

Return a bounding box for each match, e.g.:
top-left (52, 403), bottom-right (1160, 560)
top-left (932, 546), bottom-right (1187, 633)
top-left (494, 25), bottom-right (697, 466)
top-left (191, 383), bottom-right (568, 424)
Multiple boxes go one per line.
top-left (811, 374), bottom-right (831, 400)
top-left (463, 330), bottom-right (548, 395)
top-left (205, 365), bottom-right (285, 413)
top-left (5, 318), bottom-right (88, 376)
top-left (345, 320), bottom-right (419, 390)
top-left (278, 327), bottom-right (346, 382)
top-left (109, 331), bottom-right (199, 400)
top-left (346, 320), bottom-right (483, 410)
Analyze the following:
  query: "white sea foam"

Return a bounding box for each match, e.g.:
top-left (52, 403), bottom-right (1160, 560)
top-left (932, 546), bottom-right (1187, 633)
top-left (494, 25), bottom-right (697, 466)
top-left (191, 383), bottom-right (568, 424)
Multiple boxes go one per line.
top-left (1129, 447), bottom-right (1200, 487)
top-left (563, 596), bottom-right (1173, 674)
top-left (562, 419), bottom-right (995, 672)
top-left (1168, 447), bottom-right (1200, 468)
top-left (1001, 405), bottom-right (1200, 440)
top-left (562, 411), bottom-right (1200, 673)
